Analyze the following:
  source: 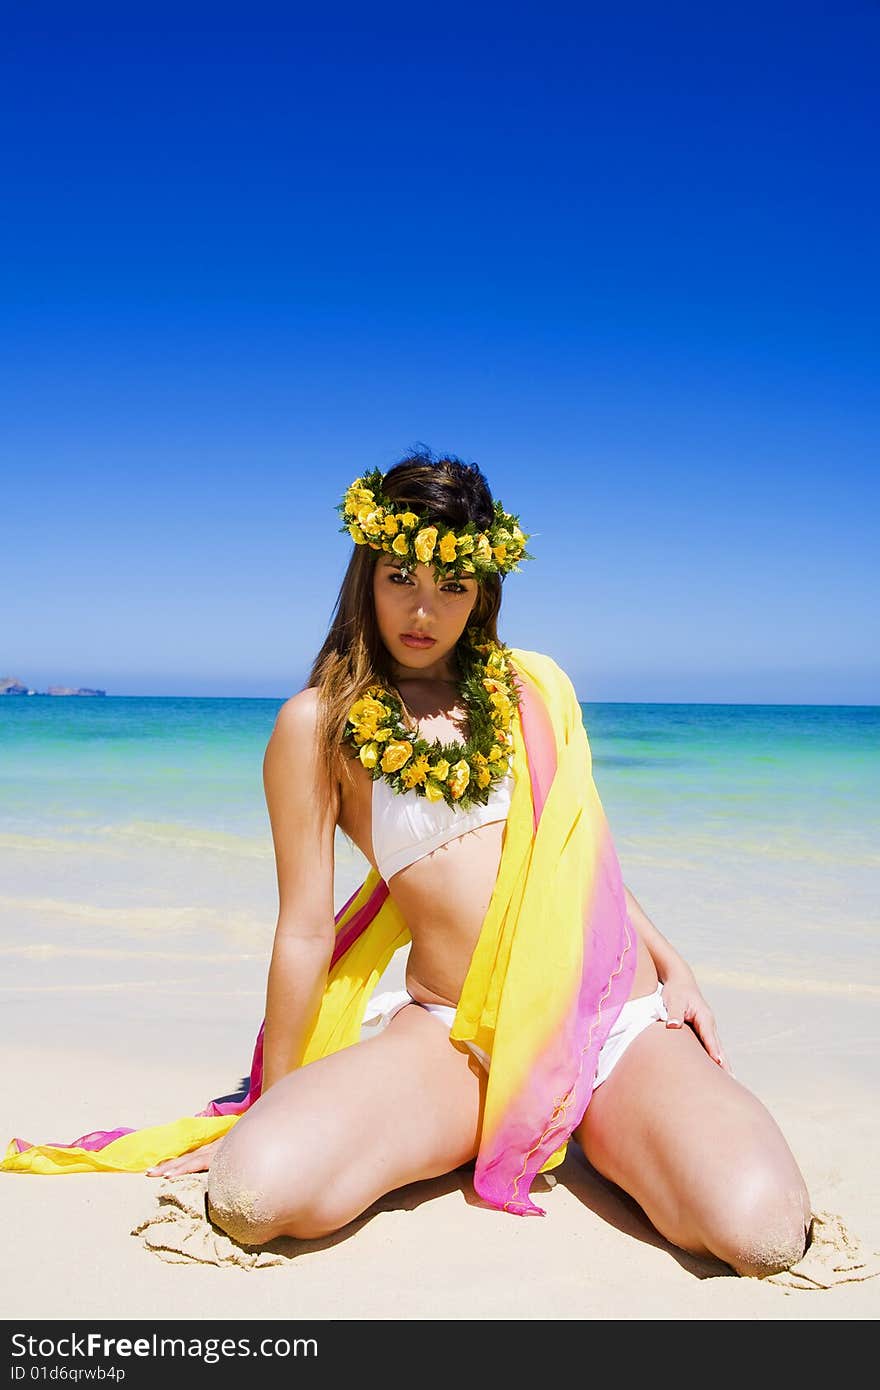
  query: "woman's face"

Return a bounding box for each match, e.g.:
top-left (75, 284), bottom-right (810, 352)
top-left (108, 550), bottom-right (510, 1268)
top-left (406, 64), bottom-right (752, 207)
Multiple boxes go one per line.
top-left (372, 554), bottom-right (480, 679)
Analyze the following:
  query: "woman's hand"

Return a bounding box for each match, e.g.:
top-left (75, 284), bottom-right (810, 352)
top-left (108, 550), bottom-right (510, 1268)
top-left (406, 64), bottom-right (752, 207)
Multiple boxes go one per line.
top-left (146, 1138), bottom-right (224, 1178)
top-left (661, 970), bottom-right (734, 1075)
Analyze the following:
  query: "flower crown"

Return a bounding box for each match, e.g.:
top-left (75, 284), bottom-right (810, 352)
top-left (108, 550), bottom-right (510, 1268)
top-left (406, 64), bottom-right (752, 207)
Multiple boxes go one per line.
top-left (337, 468), bottom-right (533, 580)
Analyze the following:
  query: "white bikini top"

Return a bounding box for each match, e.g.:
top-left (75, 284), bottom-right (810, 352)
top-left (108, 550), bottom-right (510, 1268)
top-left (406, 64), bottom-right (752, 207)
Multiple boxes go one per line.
top-left (371, 769), bottom-right (514, 882)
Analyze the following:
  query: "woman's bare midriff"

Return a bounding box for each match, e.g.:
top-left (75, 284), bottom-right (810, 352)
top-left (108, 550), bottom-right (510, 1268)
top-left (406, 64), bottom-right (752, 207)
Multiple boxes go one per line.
top-left (336, 748), bottom-right (504, 1006)
top-left (335, 749), bottom-right (659, 1010)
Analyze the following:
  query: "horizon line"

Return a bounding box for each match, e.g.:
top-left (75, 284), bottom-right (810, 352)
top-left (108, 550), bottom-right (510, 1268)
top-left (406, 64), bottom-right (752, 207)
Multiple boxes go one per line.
top-left (3, 693), bottom-right (877, 710)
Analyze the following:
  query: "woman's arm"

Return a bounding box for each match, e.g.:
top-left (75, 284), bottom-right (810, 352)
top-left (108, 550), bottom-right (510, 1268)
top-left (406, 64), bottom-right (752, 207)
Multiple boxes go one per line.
top-left (624, 884), bottom-right (732, 1073)
top-left (624, 885), bottom-right (695, 984)
top-left (260, 688), bottom-right (340, 1092)
top-left (147, 689), bottom-right (339, 1177)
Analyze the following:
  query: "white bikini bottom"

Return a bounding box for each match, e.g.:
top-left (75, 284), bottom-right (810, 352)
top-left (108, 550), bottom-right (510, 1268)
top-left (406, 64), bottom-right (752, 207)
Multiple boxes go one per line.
top-left (362, 981), bottom-right (668, 1089)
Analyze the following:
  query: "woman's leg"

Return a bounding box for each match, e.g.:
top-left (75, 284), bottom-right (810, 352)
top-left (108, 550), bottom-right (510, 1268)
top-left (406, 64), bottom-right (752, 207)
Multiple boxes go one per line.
top-left (572, 1020), bottom-right (811, 1277)
top-left (204, 1004), bottom-right (485, 1245)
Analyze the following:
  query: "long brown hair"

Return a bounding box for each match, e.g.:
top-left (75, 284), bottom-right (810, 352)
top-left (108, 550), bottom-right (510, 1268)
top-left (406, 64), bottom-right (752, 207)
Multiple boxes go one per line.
top-left (306, 448), bottom-right (505, 819)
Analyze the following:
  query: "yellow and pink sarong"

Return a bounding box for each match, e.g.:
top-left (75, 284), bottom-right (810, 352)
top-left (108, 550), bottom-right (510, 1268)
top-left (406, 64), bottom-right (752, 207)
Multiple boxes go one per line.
top-left (2, 649), bottom-right (637, 1217)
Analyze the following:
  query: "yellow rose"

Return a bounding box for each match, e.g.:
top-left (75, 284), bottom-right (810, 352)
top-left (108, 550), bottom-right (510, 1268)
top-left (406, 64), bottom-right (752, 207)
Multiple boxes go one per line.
top-left (384, 514), bottom-right (399, 535)
top-left (447, 758), bottom-right (471, 800)
top-left (476, 766), bottom-right (491, 788)
top-left (414, 526), bottom-right (438, 564)
top-left (349, 695), bottom-right (388, 725)
top-left (347, 523), bottom-right (366, 544)
top-left (373, 726), bottom-right (394, 742)
top-left (493, 544), bottom-right (507, 564)
top-left (488, 744), bottom-right (503, 763)
top-left (359, 741), bottom-right (379, 769)
top-left (381, 740), bottom-right (413, 773)
top-left (355, 502), bottom-right (373, 526)
top-left (475, 534), bottom-right (493, 563)
top-left (424, 780), bottom-right (446, 802)
top-left (345, 485), bottom-right (374, 513)
top-left (362, 509), bottom-right (385, 537)
top-left (391, 533), bottom-right (410, 556)
top-left (428, 758), bottom-right (450, 782)
top-left (401, 754), bottom-right (431, 789)
top-left (438, 532), bottom-right (458, 564)
top-left (400, 511), bottom-right (420, 529)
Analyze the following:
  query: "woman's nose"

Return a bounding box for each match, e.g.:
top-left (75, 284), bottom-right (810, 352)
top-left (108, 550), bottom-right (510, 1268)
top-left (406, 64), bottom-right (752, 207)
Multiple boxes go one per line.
top-left (411, 590), bottom-right (436, 619)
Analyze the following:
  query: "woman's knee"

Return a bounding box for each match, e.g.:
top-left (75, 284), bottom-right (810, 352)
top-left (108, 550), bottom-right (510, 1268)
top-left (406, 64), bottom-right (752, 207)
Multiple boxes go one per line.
top-left (701, 1163), bottom-right (811, 1278)
top-left (206, 1132), bottom-right (339, 1245)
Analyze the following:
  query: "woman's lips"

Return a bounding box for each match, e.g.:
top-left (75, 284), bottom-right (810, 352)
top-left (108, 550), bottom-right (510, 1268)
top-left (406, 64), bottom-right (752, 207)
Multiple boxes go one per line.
top-left (400, 633), bottom-right (436, 648)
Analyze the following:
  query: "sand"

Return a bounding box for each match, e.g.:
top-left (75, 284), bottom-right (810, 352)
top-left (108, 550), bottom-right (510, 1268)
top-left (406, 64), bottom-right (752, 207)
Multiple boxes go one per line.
top-left (3, 945), bottom-right (879, 1322)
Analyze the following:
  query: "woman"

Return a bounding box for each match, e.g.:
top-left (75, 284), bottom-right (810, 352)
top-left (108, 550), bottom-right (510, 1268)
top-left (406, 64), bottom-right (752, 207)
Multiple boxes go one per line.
top-left (10, 450), bottom-right (812, 1277)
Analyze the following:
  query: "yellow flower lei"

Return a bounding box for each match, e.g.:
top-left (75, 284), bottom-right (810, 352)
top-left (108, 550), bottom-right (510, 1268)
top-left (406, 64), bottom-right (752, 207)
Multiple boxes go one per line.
top-left (337, 469), bottom-right (533, 580)
top-left (342, 632), bottom-right (521, 809)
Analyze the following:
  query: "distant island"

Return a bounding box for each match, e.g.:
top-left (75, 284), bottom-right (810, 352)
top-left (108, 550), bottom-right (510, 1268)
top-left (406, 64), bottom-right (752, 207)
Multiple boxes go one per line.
top-left (1, 675), bottom-right (106, 697)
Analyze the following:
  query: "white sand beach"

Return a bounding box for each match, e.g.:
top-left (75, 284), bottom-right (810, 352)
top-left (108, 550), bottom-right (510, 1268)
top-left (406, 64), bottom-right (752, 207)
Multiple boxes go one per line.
top-left (2, 826), bottom-right (879, 1321)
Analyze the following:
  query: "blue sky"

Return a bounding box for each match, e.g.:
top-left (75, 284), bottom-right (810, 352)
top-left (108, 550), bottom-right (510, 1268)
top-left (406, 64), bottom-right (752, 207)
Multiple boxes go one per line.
top-left (4, 2), bottom-right (878, 702)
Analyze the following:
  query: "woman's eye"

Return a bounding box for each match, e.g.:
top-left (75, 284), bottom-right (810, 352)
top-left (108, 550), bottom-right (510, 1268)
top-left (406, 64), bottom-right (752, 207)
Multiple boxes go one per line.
top-left (388, 573), bottom-right (465, 595)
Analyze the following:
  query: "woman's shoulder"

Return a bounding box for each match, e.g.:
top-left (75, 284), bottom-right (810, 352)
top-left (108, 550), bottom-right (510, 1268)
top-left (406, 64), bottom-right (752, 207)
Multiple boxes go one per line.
top-left (508, 647), bottom-right (581, 723)
top-left (269, 686), bottom-right (321, 745)
top-left (265, 687), bottom-right (340, 804)
top-left (508, 646), bottom-right (574, 686)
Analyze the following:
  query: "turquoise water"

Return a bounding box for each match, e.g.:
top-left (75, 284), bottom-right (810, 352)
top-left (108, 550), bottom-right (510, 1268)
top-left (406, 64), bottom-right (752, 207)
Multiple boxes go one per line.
top-left (589, 701), bottom-right (880, 848)
top-left (1, 695), bottom-right (876, 844)
top-left (1, 696), bottom-right (877, 990)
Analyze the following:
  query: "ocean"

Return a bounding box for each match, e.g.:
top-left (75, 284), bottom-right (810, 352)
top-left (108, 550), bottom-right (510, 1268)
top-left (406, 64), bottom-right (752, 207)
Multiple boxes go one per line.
top-left (1, 697), bottom-right (877, 1010)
